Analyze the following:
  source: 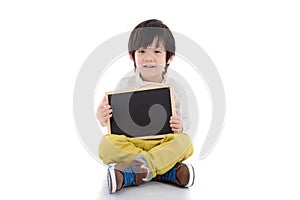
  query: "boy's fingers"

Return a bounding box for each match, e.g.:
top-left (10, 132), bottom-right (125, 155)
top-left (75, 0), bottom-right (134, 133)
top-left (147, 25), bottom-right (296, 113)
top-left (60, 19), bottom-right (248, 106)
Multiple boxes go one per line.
top-left (102, 95), bottom-right (108, 102)
top-left (99, 101), bottom-right (108, 109)
top-left (170, 121), bottom-right (182, 133)
top-left (99, 96), bottom-right (109, 108)
top-left (100, 108), bottom-right (111, 118)
top-left (98, 105), bottom-right (111, 114)
top-left (170, 123), bottom-right (180, 128)
top-left (103, 114), bottom-right (113, 122)
top-left (170, 116), bottom-right (182, 133)
top-left (105, 114), bottom-right (112, 119)
top-left (170, 115), bottom-right (182, 121)
top-left (170, 118), bottom-right (180, 124)
top-left (105, 109), bottom-right (113, 116)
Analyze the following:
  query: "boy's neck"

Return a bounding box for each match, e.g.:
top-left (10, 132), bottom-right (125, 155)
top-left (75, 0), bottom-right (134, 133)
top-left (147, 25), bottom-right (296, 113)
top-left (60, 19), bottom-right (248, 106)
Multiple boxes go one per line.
top-left (140, 74), bottom-right (164, 83)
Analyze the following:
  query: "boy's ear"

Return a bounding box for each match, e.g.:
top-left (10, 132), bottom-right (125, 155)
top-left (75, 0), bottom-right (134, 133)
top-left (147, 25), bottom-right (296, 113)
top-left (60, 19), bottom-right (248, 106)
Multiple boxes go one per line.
top-left (167, 55), bottom-right (175, 64)
top-left (129, 53), bottom-right (134, 61)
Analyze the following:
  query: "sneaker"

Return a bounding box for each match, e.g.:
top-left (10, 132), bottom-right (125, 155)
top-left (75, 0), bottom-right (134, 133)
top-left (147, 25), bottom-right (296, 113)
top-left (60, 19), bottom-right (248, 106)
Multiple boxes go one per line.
top-left (152, 163), bottom-right (195, 187)
top-left (107, 160), bottom-right (149, 193)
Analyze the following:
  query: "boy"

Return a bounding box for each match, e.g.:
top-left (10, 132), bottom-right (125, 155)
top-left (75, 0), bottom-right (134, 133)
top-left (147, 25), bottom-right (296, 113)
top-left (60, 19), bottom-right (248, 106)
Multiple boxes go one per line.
top-left (96, 19), bottom-right (194, 194)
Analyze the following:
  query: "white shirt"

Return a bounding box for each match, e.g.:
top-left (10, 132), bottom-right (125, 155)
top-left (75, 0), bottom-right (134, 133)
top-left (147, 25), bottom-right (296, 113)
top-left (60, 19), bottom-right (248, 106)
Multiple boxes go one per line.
top-left (115, 72), bottom-right (190, 131)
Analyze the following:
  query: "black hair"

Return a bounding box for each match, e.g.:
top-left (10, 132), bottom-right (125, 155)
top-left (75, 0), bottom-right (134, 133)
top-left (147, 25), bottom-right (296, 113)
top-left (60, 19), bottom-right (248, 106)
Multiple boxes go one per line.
top-left (128, 19), bottom-right (176, 74)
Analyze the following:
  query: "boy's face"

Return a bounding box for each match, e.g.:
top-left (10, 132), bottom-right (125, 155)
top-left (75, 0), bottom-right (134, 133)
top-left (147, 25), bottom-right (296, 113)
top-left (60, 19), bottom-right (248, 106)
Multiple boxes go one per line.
top-left (131, 46), bottom-right (173, 82)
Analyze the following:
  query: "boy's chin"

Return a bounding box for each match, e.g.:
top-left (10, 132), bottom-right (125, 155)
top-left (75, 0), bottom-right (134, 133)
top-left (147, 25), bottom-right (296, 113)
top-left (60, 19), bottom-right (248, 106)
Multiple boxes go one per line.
top-left (140, 70), bottom-right (161, 76)
top-left (139, 67), bottom-right (162, 72)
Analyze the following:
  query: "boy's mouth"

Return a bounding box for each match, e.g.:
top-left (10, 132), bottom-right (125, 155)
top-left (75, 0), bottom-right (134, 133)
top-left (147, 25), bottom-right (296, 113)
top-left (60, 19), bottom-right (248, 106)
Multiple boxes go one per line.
top-left (143, 64), bottom-right (156, 68)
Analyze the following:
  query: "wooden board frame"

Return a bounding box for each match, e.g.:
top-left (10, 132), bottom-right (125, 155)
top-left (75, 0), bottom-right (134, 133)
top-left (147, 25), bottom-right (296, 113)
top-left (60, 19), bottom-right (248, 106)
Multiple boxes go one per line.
top-left (105, 85), bottom-right (176, 139)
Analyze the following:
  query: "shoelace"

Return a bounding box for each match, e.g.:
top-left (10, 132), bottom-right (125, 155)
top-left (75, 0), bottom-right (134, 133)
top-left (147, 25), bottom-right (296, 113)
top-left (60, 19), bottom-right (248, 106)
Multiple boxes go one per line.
top-left (123, 165), bottom-right (136, 187)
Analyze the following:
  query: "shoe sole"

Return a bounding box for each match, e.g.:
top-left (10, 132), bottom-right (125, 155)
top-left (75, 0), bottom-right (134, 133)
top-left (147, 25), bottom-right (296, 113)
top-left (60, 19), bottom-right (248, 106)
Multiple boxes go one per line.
top-left (185, 164), bottom-right (195, 187)
top-left (107, 163), bottom-right (117, 193)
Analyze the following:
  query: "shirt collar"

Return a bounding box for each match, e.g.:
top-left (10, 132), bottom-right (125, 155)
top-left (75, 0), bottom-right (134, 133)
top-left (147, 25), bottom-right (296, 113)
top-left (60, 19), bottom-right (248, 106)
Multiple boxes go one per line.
top-left (135, 72), bottom-right (167, 86)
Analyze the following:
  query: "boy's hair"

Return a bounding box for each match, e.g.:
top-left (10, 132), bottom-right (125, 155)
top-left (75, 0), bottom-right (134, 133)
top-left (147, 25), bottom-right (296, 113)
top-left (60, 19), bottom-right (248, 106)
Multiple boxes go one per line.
top-left (128, 19), bottom-right (176, 74)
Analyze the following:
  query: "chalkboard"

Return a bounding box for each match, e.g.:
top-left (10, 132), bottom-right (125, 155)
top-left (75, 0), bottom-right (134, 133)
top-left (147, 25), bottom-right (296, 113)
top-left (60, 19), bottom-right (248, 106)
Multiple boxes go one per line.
top-left (106, 85), bottom-right (175, 139)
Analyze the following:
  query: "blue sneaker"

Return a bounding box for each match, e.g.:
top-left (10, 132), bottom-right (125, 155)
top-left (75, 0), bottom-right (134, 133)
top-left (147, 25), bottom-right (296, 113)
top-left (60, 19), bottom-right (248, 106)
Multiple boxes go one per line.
top-left (107, 161), bottom-right (149, 193)
top-left (152, 163), bottom-right (195, 187)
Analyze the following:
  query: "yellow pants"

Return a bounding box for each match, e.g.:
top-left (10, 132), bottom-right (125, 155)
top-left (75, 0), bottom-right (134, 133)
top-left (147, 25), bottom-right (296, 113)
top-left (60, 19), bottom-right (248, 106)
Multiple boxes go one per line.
top-left (98, 133), bottom-right (194, 177)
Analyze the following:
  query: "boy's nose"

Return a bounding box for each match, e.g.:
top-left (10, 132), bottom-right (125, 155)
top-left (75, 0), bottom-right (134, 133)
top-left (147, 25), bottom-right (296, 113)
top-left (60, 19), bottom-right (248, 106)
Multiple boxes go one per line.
top-left (143, 52), bottom-right (154, 62)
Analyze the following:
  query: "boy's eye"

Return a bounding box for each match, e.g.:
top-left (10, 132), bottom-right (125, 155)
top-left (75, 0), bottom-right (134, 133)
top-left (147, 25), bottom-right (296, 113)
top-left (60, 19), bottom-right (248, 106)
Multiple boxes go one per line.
top-left (154, 50), bottom-right (162, 54)
top-left (137, 50), bottom-right (145, 53)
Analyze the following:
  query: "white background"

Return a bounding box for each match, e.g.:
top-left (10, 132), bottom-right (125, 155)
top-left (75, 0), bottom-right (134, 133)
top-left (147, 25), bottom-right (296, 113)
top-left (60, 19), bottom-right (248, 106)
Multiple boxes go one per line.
top-left (1, 0), bottom-right (299, 199)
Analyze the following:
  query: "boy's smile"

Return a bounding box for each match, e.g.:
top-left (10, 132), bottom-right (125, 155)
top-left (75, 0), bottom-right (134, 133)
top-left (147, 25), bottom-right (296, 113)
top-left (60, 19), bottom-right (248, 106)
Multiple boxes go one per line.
top-left (143, 64), bottom-right (156, 68)
top-left (142, 63), bottom-right (163, 70)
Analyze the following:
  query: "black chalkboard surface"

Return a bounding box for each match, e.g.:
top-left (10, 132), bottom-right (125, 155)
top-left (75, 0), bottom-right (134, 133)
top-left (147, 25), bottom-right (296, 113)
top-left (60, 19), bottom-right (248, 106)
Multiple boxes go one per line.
top-left (106, 85), bottom-right (175, 139)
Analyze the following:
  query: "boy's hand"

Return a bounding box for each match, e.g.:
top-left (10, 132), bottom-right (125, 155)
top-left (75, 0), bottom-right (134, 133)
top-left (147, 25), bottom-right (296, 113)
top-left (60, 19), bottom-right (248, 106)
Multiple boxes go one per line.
top-left (96, 96), bottom-right (112, 126)
top-left (169, 115), bottom-right (183, 133)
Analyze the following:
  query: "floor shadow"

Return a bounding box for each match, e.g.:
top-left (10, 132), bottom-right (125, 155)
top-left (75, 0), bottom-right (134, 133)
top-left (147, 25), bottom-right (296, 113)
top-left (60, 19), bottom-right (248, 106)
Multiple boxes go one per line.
top-left (97, 179), bottom-right (193, 200)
